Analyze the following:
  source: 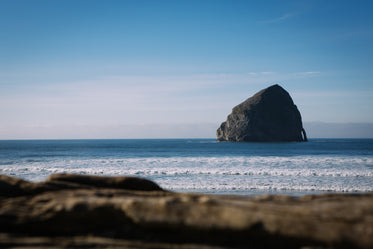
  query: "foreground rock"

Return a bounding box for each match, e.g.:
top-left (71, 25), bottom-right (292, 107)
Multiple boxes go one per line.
top-left (1, 174), bottom-right (372, 249)
top-left (217, 84), bottom-right (308, 142)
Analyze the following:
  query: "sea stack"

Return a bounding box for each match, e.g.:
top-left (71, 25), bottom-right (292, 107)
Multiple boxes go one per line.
top-left (217, 84), bottom-right (307, 142)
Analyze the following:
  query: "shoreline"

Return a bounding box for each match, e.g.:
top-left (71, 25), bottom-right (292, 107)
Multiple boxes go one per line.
top-left (8, 172), bottom-right (372, 197)
top-left (169, 188), bottom-right (371, 197)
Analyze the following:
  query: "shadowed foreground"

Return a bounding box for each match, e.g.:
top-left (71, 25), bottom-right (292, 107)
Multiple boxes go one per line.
top-left (0, 174), bottom-right (372, 249)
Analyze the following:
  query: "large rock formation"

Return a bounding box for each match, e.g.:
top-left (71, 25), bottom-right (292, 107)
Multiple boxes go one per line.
top-left (1, 174), bottom-right (373, 249)
top-left (217, 84), bottom-right (307, 142)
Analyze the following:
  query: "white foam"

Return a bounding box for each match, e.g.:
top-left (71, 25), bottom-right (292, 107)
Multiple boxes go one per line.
top-left (1, 155), bottom-right (372, 192)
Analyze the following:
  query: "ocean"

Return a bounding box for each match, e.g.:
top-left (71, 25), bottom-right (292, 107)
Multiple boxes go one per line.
top-left (0, 139), bottom-right (372, 196)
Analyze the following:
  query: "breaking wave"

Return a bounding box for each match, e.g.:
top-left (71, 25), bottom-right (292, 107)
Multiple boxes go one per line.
top-left (1, 155), bottom-right (372, 193)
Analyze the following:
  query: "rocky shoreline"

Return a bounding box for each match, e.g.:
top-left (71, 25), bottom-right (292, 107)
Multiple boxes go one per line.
top-left (1, 174), bottom-right (372, 249)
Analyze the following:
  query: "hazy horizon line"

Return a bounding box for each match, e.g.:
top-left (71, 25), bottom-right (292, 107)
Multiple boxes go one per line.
top-left (1, 121), bottom-right (372, 140)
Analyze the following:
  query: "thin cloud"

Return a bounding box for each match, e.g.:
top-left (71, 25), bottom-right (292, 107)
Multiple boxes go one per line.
top-left (259, 13), bottom-right (298, 24)
top-left (303, 72), bottom-right (321, 74)
top-left (293, 71), bottom-right (321, 78)
top-left (247, 72), bottom-right (275, 76)
top-left (295, 90), bottom-right (373, 98)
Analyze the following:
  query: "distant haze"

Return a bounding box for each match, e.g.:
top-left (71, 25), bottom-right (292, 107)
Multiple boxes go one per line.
top-left (0, 122), bottom-right (372, 140)
top-left (303, 122), bottom-right (373, 139)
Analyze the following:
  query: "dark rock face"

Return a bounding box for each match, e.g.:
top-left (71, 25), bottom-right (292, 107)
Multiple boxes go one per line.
top-left (0, 175), bottom-right (373, 249)
top-left (217, 84), bottom-right (307, 142)
top-left (0, 173), bottom-right (163, 197)
top-left (1, 174), bottom-right (373, 249)
top-left (46, 173), bottom-right (163, 192)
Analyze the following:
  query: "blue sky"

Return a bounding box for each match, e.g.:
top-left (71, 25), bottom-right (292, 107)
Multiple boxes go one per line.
top-left (1, 0), bottom-right (372, 139)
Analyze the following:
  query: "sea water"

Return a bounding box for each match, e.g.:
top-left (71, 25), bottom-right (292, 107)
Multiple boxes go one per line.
top-left (0, 139), bottom-right (372, 196)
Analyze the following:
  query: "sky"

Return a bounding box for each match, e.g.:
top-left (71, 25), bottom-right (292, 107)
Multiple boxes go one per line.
top-left (0, 0), bottom-right (372, 139)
